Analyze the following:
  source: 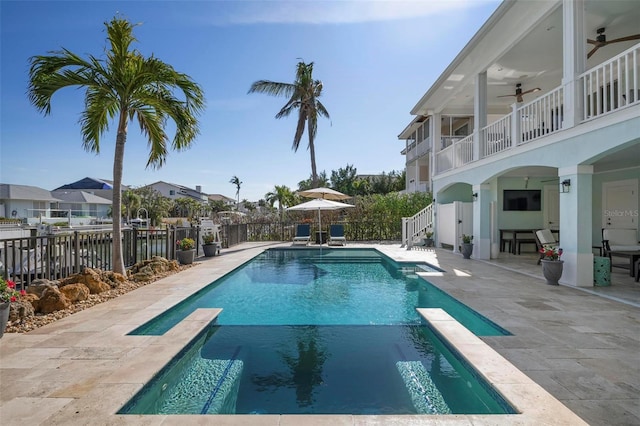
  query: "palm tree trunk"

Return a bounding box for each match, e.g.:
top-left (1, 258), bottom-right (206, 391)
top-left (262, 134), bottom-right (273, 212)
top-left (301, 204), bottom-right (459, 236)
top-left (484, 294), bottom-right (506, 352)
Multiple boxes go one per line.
top-left (308, 121), bottom-right (318, 187)
top-left (111, 113), bottom-right (127, 274)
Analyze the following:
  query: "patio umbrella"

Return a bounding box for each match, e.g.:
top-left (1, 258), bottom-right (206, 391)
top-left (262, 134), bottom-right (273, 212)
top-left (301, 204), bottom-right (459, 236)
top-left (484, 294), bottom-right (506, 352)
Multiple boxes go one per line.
top-left (287, 198), bottom-right (354, 244)
top-left (297, 187), bottom-right (351, 200)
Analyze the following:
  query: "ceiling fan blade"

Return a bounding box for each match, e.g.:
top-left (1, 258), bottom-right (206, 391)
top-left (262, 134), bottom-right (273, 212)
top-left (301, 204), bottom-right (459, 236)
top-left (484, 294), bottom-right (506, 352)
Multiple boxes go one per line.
top-left (587, 45), bottom-right (600, 59)
top-left (522, 88), bottom-right (541, 95)
top-left (606, 34), bottom-right (640, 44)
top-left (516, 94), bottom-right (523, 103)
top-left (587, 38), bottom-right (598, 45)
top-left (497, 94), bottom-right (516, 98)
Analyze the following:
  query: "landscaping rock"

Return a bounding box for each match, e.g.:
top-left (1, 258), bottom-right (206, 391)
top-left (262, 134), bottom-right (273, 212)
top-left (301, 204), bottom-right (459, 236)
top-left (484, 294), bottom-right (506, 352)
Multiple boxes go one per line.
top-left (59, 283), bottom-right (90, 303)
top-left (38, 286), bottom-right (71, 314)
top-left (5, 259), bottom-right (195, 334)
top-left (26, 280), bottom-right (59, 298)
top-left (8, 300), bottom-right (35, 323)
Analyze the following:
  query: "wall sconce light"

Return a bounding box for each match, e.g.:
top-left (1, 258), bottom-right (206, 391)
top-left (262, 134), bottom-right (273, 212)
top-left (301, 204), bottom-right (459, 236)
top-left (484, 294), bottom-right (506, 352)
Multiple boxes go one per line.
top-left (560, 179), bottom-right (571, 193)
top-left (472, 192), bottom-right (478, 200)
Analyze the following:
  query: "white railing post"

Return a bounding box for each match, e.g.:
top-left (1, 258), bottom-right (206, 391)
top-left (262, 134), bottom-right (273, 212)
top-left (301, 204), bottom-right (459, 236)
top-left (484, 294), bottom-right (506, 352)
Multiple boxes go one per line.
top-left (511, 103), bottom-right (520, 147)
top-left (402, 217), bottom-right (409, 248)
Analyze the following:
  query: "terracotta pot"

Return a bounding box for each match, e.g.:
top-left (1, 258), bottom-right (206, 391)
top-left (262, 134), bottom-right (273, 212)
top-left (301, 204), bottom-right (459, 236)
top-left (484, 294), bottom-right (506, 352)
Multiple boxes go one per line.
top-left (541, 259), bottom-right (564, 285)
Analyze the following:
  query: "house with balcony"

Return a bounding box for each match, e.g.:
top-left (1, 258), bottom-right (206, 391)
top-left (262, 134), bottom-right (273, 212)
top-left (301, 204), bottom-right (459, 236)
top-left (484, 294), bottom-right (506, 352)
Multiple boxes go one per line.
top-left (144, 181), bottom-right (209, 203)
top-left (0, 184), bottom-right (61, 220)
top-left (398, 0), bottom-right (640, 287)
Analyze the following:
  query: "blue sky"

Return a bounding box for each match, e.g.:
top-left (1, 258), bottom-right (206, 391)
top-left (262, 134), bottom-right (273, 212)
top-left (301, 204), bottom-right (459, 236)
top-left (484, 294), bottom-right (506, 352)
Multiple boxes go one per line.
top-left (0, 0), bottom-right (500, 202)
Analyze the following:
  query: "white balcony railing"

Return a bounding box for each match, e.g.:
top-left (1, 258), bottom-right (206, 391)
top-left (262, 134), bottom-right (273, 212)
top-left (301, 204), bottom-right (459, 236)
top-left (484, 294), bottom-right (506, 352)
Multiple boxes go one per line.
top-left (435, 134), bottom-right (474, 173)
top-left (580, 43), bottom-right (639, 120)
top-left (406, 136), bottom-right (431, 162)
top-left (518, 85), bottom-right (564, 145)
top-left (430, 42), bottom-right (639, 175)
top-left (480, 114), bottom-right (512, 157)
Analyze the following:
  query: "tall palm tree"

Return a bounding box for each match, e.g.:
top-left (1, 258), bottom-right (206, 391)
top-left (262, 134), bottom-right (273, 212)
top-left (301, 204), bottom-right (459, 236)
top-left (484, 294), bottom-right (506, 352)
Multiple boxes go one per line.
top-left (229, 175), bottom-right (242, 209)
top-left (248, 61), bottom-right (329, 188)
top-left (27, 16), bottom-right (205, 274)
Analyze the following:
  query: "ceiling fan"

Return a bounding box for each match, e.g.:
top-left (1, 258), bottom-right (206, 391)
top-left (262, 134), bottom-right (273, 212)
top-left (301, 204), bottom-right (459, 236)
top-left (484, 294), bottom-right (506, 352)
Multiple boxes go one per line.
top-left (587, 27), bottom-right (640, 59)
top-left (497, 83), bottom-right (541, 103)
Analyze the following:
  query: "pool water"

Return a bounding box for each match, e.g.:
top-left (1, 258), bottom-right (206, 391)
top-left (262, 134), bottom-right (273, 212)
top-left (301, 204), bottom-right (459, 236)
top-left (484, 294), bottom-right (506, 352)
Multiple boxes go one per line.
top-left (120, 324), bottom-right (514, 415)
top-left (130, 248), bottom-right (509, 336)
top-left (121, 248), bottom-right (515, 416)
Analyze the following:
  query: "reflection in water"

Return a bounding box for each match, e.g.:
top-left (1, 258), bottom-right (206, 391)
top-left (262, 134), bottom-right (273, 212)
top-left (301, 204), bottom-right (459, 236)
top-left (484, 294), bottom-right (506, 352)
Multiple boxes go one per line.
top-left (251, 326), bottom-right (327, 407)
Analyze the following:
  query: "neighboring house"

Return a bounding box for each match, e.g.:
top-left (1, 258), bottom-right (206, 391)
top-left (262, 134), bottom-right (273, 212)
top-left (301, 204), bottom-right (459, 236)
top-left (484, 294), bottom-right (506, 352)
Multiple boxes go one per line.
top-left (144, 181), bottom-right (209, 204)
top-left (54, 177), bottom-right (129, 201)
top-left (0, 183), bottom-right (61, 219)
top-left (398, 0), bottom-right (640, 287)
top-left (50, 190), bottom-right (112, 219)
top-left (207, 193), bottom-right (236, 205)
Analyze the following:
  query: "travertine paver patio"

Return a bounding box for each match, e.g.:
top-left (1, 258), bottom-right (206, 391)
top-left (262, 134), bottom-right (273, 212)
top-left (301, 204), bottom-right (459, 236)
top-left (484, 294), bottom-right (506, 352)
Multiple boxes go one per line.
top-left (0, 242), bottom-right (638, 425)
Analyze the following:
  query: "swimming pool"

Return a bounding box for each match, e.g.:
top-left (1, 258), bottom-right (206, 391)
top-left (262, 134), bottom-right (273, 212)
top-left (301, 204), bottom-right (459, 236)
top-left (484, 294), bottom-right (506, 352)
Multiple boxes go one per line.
top-left (120, 248), bottom-right (515, 415)
top-left (130, 248), bottom-right (509, 336)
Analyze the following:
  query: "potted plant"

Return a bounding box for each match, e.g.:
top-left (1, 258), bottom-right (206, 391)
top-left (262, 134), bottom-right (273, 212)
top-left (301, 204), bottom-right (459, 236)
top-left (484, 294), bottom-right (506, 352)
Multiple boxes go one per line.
top-left (539, 245), bottom-right (564, 285)
top-left (176, 238), bottom-right (196, 265)
top-left (424, 230), bottom-right (434, 247)
top-left (461, 234), bottom-right (474, 259)
top-left (201, 232), bottom-right (219, 257)
top-left (0, 276), bottom-right (25, 338)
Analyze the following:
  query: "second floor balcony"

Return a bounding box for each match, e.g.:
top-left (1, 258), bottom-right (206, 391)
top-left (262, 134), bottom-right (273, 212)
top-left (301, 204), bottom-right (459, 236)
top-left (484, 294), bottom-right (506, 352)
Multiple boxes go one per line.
top-left (434, 43), bottom-right (639, 175)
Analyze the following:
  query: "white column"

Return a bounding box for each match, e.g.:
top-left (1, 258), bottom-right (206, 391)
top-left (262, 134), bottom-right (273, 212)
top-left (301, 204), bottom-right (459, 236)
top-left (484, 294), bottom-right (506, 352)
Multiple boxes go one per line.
top-left (431, 112), bottom-right (441, 179)
top-left (472, 184), bottom-right (491, 260)
top-left (562, 0), bottom-right (586, 128)
top-left (405, 137), bottom-right (410, 192)
top-left (558, 165), bottom-right (593, 287)
top-left (474, 72), bottom-right (487, 160)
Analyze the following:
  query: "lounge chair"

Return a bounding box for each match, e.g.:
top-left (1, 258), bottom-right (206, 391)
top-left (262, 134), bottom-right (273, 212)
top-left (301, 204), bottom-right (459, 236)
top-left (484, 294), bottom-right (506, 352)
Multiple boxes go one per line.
top-left (292, 224), bottom-right (311, 245)
top-left (534, 229), bottom-right (560, 264)
top-left (328, 224), bottom-right (347, 246)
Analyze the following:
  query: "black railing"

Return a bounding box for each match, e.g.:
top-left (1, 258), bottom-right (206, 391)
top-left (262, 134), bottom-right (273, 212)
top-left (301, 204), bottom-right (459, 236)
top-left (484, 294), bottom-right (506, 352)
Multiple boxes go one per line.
top-left (0, 220), bottom-right (402, 288)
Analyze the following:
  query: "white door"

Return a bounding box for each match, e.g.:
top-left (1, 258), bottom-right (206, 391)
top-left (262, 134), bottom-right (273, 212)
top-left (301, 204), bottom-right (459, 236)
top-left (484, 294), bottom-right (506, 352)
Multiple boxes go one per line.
top-left (543, 185), bottom-right (560, 229)
top-left (602, 179), bottom-right (638, 228)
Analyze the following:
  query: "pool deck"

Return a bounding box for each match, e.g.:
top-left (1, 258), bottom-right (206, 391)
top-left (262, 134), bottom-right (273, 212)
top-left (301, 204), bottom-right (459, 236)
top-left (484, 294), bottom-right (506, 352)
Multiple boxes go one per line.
top-left (1, 241), bottom-right (638, 425)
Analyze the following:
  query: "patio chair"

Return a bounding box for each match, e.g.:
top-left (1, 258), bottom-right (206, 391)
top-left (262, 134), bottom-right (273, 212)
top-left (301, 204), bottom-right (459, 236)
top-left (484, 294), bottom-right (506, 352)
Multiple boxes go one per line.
top-left (534, 229), bottom-right (559, 265)
top-left (292, 224), bottom-right (311, 246)
top-left (328, 224), bottom-right (347, 246)
top-left (602, 228), bottom-right (640, 273)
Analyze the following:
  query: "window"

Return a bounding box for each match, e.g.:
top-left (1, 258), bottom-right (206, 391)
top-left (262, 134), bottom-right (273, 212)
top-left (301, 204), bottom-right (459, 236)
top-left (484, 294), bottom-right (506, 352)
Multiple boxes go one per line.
top-left (169, 190), bottom-right (175, 196)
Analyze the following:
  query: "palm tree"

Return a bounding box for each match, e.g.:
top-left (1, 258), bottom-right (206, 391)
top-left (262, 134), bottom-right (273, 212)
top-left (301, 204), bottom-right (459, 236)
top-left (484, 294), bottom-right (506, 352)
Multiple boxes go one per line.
top-left (27, 16), bottom-right (205, 274)
top-left (248, 61), bottom-right (329, 188)
top-left (265, 185), bottom-right (295, 221)
top-left (122, 189), bottom-right (141, 223)
top-left (229, 176), bottom-right (242, 209)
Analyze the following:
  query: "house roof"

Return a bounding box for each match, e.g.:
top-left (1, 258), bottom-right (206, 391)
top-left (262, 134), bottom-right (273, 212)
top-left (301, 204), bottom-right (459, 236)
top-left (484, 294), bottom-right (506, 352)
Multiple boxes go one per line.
top-left (208, 194), bottom-right (236, 203)
top-left (0, 184), bottom-right (62, 201)
top-left (51, 190), bottom-right (112, 204)
top-left (54, 177), bottom-right (127, 191)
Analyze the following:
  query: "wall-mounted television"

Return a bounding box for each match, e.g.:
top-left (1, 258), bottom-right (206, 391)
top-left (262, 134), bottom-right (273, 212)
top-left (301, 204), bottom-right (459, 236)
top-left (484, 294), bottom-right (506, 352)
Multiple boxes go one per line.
top-left (503, 190), bottom-right (541, 211)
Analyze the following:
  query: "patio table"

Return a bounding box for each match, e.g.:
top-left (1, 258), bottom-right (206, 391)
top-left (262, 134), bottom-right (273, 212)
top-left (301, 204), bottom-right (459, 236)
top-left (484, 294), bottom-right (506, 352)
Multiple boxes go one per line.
top-left (609, 250), bottom-right (640, 277)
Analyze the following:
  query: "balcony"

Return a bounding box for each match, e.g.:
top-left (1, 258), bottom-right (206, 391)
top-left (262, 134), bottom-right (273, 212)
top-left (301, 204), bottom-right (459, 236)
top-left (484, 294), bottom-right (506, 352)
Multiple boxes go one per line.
top-left (405, 137), bottom-right (430, 163)
top-left (434, 43), bottom-right (639, 175)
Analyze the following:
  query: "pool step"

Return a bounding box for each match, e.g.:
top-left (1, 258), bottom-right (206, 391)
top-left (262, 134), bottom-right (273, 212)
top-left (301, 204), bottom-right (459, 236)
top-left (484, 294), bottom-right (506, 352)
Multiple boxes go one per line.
top-left (302, 256), bottom-right (383, 264)
top-left (396, 361), bottom-right (451, 414)
top-left (159, 356), bottom-right (244, 414)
